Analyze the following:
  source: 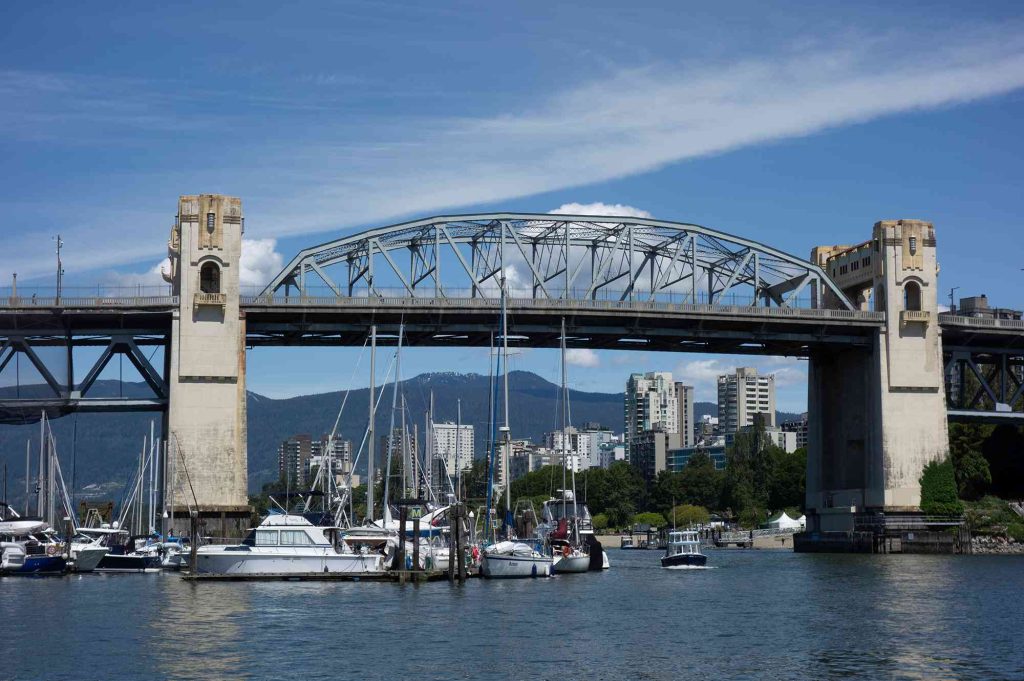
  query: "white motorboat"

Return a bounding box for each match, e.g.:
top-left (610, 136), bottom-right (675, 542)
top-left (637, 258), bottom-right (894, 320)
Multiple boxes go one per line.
top-left (73, 527), bottom-right (162, 573)
top-left (480, 541), bottom-right (552, 578)
top-left (0, 519), bottom-right (67, 575)
top-left (68, 541), bottom-right (109, 573)
top-left (195, 514), bottom-right (388, 576)
top-left (661, 530), bottom-right (707, 568)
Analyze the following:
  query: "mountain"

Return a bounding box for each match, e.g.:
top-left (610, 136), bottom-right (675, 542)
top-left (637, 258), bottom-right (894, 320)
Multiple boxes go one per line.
top-left (0, 372), bottom-right (804, 495)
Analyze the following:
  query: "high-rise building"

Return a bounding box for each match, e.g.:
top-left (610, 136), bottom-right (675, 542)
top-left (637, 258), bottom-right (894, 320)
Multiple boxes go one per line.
top-left (675, 383), bottom-right (695, 448)
top-left (624, 372), bottom-right (679, 461)
top-left (431, 421), bottom-right (474, 475)
top-left (631, 429), bottom-right (681, 483)
top-left (717, 367), bottom-right (776, 432)
top-left (278, 434), bottom-right (313, 486)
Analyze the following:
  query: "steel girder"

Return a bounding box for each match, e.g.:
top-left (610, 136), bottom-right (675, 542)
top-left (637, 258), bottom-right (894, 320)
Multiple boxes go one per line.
top-left (263, 213), bottom-right (855, 310)
top-left (944, 345), bottom-right (1024, 420)
top-left (0, 331), bottom-right (168, 424)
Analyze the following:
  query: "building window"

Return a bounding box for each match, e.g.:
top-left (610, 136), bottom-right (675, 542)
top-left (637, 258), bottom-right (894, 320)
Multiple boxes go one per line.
top-left (851, 261), bottom-right (859, 271)
top-left (904, 281), bottom-right (922, 311)
top-left (862, 256), bottom-right (870, 267)
top-left (206, 212), bottom-right (215, 234)
top-left (200, 262), bottom-right (221, 294)
top-left (908, 236), bottom-right (917, 255)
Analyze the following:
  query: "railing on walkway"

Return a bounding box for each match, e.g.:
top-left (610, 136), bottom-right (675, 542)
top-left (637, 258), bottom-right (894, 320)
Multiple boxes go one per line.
top-left (716, 526), bottom-right (801, 544)
top-left (938, 313), bottom-right (1024, 331)
top-left (0, 296), bottom-right (179, 308)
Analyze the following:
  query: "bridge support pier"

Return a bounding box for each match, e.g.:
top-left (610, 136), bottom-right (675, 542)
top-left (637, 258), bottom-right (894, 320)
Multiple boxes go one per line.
top-left (802, 220), bottom-right (949, 548)
top-left (165, 195), bottom-right (250, 538)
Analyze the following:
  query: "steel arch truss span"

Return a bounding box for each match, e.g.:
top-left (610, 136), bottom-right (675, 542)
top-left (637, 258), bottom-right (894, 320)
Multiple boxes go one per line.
top-left (263, 213), bottom-right (855, 310)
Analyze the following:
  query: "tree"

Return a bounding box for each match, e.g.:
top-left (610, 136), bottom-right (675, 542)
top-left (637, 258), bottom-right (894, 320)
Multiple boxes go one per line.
top-left (919, 459), bottom-right (963, 516)
top-left (633, 512), bottom-right (666, 528)
top-left (591, 512), bottom-right (609, 531)
top-left (948, 423), bottom-right (991, 500)
top-left (768, 447), bottom-right (806, 511)
top-left (665, 504), bottom-right (709, 528)
top-left (677, 452), bottom-right (724, 510)
top-left (605, 503), bottom-right (634, 530)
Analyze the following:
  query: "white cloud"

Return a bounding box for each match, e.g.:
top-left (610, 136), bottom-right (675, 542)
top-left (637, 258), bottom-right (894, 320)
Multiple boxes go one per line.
top-left (549, 203), bottom-right (652, 218)
top-left (673, 356), bottom-right (808, 396)
top-left (239, 238), bottom-right (283, 287)
top-left (5, 24), bottom-right (1024, 280)
top-left (99, 238), bottom-right (283, 289)
top-left (566, 348), bottom-right (600, 368)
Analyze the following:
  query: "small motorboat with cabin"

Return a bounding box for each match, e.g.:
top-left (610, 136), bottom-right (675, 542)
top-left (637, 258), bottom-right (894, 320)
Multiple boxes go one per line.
top-left (480, 540), bottom-right (552, 578)
top-left (73, 526), bottom-right (162, 573)
top-left (195, 514), bottom-right (388, 576)
top-left (0, 519), bottom-right (67, 576)
top-left (661, 530), bottom-right (707, 568)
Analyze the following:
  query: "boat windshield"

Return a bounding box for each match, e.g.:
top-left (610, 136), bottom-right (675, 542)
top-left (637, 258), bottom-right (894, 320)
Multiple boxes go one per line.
top-left (544, 502), bottom-right (592, 523)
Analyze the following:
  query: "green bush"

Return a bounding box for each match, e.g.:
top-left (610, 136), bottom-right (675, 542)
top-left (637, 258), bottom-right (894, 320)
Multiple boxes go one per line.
top-left (664, 504), bottom-right (709, 528)
top-left (1007, 523), bottom-right (1024, 542)
top-left (632, 512), bottom-right (666, 528)
top-left (919, 459), bottom-right (964, 516)
top-left (591, 513), bottom-right (609, 531)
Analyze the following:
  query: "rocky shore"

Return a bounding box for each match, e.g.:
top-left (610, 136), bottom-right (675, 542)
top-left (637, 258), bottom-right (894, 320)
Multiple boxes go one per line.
top-left (971, 535), bottom-right (1024, 555)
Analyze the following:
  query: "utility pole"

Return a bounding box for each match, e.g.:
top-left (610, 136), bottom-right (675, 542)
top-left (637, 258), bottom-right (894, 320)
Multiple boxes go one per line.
top-left (949, 286), bottom-right (959, 314)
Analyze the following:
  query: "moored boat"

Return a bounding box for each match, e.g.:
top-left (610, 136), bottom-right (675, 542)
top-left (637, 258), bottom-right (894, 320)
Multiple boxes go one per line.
top-left (480, 541), bottom-right (552, 578)
top-left (194, 514), bottom-right (388, 576)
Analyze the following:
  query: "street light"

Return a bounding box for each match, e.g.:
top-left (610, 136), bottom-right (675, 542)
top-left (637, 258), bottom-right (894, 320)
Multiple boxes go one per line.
top-left (948, 286), bottom-right (959, 314)
top-left (53, 234), bottom-right (64, 304)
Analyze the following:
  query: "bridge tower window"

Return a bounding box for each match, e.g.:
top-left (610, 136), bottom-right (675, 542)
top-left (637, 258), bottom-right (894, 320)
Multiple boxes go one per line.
top-left (200, 262), bottom-right (221, 294)
top-left (908, 236), bottom-right (918, 255)
top-left (207, 212), bottom-right (216, 234)
top-left (903, 281), bottom-right (921, 311)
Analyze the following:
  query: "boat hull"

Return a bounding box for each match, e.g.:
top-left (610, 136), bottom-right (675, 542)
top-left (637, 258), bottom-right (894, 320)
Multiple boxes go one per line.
top-left (70, 546), bottom-right (108, 573)
top-left (4, 555), bottom-right (67, 575)
top-left (194, 549), bottom-right (386, 576)
top-left (96, 554), bottom-right (162, 573)
top-left (661, 553), bottom-right (707, 568)
top-left (552, 554), bottom-right (591, 574)
top-left (480, 553), bottom-right (552, 578)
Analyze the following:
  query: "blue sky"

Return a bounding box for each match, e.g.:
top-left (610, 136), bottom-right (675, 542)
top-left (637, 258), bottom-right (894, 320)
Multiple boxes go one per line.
top-left (2, 1), bottom-right (1023, 412)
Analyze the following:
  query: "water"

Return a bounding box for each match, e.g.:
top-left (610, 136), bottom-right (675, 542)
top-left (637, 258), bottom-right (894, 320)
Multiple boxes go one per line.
top-left (2, 550), bottom-right (1022, 680)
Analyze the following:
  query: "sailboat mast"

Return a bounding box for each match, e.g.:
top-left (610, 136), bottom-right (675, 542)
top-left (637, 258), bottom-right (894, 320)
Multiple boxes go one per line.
top-left (455, 398), bottom-right (462, 502)
top-left (560, 319), bottom-right (568, 525)
top-left (367, 324), bottom-right (377, 523)
top-left (501, 275), bottom-right (511, 522)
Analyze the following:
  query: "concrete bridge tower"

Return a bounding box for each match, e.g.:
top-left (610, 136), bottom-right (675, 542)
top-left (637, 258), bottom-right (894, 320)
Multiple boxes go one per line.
top-left (805, 220), bottom-right (949, 536)
top-left (163, 194), bottom-right (249, 535)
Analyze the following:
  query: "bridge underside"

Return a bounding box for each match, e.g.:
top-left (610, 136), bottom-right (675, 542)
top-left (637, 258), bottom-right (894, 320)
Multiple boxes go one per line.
top-left (243, 300), bottom-right (879, 355)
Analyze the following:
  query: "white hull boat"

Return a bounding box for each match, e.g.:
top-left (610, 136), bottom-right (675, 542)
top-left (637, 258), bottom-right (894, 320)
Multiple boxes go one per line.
top-left (480, 541), bottom-right (552, 578)
top-left (552, 552), bottom-right (591, 574)
top-left (69, 545), bottom-right (109, 573)
top-left (195, 514), bottom-right (388, 576)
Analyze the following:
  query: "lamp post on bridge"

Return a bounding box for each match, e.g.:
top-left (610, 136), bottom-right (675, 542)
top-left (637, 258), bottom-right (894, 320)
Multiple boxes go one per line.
top-left (948, 286), bottom-right (959, 315)
top-left (53, 234), bottom-right (64, 305)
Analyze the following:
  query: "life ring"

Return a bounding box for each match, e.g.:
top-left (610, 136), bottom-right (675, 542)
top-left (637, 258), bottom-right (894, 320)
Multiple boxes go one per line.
top-left (46, 545), bottom-right (57, 557)
top-left (562, 545), bottom-right (571, 558)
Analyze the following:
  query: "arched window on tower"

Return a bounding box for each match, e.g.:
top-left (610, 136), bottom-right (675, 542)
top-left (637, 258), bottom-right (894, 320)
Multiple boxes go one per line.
top-left (200, 262), bottom-right (221, 294)
top-left (903, 281), bottom-right (921, 311)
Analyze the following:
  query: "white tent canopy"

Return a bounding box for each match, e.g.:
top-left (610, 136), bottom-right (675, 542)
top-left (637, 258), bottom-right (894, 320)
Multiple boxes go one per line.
top-left (767, 512), bottom-right (804, 531)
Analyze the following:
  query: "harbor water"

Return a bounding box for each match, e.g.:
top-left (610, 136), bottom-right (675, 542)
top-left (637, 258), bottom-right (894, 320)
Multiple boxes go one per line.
top-left (2, 549), bottom-right (1022, 680)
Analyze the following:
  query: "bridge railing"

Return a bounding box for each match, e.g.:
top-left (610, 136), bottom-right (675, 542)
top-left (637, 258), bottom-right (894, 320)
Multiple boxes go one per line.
top-left (0, 295), bottom-right (179, 308)
top-left (938, 313), bottom-right (1024, 331)
top-left (241, 293), bottom-right (886, 322)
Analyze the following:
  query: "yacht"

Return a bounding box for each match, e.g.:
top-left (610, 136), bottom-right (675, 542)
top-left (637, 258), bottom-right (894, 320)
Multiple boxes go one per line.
top-left (194, 514), bottom-right (388, 576)
top-left (0, 519), bottom-right (67, 576)
top-left (661, 530), bottom-right (707, 568)
top-left (480, 541), bottom-right (552, 578)
top-left (73, 527), bottom-right (162, 572)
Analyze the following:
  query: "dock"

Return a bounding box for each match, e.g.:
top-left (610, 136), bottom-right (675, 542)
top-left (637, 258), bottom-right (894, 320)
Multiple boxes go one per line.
top-left (181, 569), bottom-right (476, 582)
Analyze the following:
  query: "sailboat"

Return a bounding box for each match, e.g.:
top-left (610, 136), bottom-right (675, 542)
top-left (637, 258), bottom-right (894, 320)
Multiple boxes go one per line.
top-left (480, 277), bottom-right (552, 579)
top-left (547, 319), bottom-right (592, 574)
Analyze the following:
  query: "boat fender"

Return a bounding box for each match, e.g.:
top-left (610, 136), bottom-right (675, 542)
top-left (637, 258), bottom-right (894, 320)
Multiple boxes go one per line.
top-left (46, 545), bottom-right (57, 557)
top-left (471, 546), bottom-right (480, 562)
top-left (562, 545), bottom-right (571, 558)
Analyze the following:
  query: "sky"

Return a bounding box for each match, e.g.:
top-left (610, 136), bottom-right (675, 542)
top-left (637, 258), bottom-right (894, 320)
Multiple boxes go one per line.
top-left (2, 1), bottom-right (1023, 412)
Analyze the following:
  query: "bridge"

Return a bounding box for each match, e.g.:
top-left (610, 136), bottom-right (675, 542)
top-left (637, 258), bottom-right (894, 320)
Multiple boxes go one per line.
top-left (1, 195), bottom-right (1021, 545)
